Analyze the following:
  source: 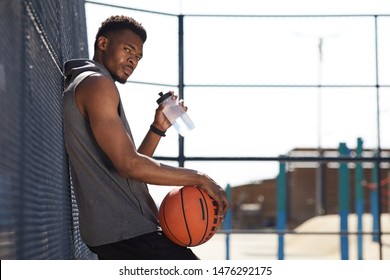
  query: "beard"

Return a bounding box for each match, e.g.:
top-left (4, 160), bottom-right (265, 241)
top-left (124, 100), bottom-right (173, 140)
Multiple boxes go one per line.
top-left (110, 72), bottom-right (127, 84)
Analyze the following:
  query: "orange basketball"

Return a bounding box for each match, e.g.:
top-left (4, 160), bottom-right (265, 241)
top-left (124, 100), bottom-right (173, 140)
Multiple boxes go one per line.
top-left (159, 185), bottom-right (220, 247)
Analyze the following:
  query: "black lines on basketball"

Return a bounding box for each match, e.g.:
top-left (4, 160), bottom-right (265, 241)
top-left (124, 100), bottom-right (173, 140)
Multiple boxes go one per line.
top-left (196, 188), bottom-right (209, 246)
top-left (180, 187), bottom-right (192, 246)
top-left (161, 195), bottom-right (186, 247)
top-left (199, 198), bottom-right (205, 220)
top-left (158, 186), bottom-right (221, 247)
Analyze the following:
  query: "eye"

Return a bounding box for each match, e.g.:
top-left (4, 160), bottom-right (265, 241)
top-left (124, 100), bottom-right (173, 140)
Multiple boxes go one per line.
top-left (124, 47), bottom-right (131, 53)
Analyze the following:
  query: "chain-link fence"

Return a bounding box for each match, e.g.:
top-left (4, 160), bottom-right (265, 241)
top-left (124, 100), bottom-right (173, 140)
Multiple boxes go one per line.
top-left (0, 0), bottom-right (93, 259)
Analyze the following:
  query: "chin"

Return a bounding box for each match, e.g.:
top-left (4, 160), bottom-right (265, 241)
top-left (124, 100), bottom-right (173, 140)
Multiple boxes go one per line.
top-left (117, 78), bottom-right (128, 84)
top-left (111, 73), bottom-right (128, 84)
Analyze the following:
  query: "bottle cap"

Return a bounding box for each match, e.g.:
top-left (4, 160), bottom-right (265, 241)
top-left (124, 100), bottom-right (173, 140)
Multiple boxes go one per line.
top-left (156, 92), bottom-right (172, 104)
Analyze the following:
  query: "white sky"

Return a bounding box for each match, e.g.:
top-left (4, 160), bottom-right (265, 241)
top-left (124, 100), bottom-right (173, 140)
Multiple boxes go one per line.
top-left (85, 0), bottom-right (390, 205)
top-left (87, 0), bottom-right (390, 15)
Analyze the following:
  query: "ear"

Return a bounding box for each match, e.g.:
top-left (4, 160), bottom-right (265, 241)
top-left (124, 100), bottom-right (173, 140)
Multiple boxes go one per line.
top-left (96, 36), bottom-right (109, 51)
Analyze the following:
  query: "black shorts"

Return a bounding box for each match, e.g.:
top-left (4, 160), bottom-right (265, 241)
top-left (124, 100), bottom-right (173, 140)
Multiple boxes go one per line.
top-left (87, 231), bottom-right (199, 260)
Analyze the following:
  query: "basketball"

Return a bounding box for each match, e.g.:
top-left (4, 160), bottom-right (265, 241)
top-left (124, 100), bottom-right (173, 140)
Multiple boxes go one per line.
top-left (159, 185), bottom-right (220, 247)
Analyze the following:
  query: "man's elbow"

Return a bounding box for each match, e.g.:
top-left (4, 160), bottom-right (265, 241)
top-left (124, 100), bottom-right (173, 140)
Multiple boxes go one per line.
top-left (114, 157), bottom-right (143, 180)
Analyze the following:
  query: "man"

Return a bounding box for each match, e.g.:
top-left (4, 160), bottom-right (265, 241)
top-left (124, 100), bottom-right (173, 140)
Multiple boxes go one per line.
top-left (62, 15), bottom-right (229, 260)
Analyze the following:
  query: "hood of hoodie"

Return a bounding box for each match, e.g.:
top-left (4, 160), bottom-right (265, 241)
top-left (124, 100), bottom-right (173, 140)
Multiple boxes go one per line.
top-left (63, 59), bottom-right (111, 89)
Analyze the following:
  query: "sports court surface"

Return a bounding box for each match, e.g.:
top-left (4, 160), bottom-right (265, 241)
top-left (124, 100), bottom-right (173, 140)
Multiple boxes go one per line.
top-left (192, 214), bottom-right (390, 260)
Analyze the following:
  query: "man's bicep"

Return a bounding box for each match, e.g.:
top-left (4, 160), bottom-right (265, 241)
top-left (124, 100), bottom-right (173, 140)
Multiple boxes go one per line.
top-left (92, 116), bottom-right (137, 167)
top-left (79, 75), bottom-right (119, 121)
top-left (81, 77), bottom-right (137, 170)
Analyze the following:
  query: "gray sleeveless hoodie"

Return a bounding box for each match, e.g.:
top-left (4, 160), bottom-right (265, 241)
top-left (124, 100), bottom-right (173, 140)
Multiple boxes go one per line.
top-left (62, 59), bottom-right (159, 246)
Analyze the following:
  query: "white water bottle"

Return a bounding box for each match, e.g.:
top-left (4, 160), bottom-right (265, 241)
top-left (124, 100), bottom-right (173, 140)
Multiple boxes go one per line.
top-left (157, 92), bottom-right (195, 136)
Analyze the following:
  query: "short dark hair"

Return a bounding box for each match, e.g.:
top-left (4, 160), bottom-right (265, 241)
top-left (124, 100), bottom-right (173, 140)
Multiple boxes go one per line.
top-left (94, 15), bottom-right (147, 50)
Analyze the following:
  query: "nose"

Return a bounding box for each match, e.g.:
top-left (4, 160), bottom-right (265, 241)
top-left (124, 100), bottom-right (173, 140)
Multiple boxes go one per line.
top-left (127, 55), bottom-right (137, 66)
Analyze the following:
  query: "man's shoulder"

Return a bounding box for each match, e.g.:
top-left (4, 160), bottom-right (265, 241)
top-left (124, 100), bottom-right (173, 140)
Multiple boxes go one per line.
top-left (64, 59), bottom-right (111, 81)
top-left (77, 73), bottom-right (118, 97)
top-left (82, 72), bottom-right (114, 86)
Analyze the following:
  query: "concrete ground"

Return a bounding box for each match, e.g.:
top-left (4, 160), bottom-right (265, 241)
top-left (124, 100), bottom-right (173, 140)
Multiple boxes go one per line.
top-left (191, 213), bottom-right (390, 260)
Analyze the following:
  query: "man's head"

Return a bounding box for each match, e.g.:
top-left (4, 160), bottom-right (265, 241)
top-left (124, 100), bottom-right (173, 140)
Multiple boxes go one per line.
top-left (93, 15), bottom-right (147, 83)
top-left (94, 15), bottom-right (147, 51)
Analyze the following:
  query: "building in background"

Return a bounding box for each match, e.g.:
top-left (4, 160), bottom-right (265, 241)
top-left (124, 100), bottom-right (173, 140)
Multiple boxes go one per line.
top-left (231, 147), bottom-right (390, 230)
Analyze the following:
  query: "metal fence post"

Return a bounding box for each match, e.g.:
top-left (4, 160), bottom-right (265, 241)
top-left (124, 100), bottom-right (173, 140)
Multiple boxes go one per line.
top-left (355, 138), bottom-right (364, 260)
top-left (277, 158), bottom-right (287, 260)
top-left (370, 153), bottom-right (380, 242)
top-left (224, 184), bottom-right (232, 260)
top-left (338, 142), bottom-right (350, 260)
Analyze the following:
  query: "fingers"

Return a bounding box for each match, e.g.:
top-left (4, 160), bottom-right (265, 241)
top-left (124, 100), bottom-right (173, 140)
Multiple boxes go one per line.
top-left (168, 92), bottom-right (188, 112)
top-left (201, 185), bottom-right (230, 219)
top-left (217, 191), bottom-right (231, 219)
top-left (178, 99), bottom-right (188, 112)
top-left (170, 91), bottom-right (177, 100)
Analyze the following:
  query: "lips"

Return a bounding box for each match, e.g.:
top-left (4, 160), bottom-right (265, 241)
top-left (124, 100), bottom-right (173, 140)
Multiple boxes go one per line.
top-left (123, 65), bottom-right (133, 76)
